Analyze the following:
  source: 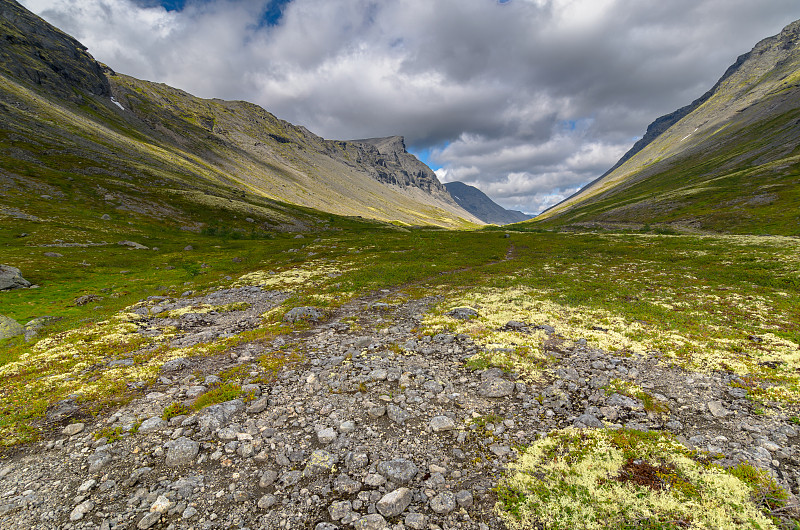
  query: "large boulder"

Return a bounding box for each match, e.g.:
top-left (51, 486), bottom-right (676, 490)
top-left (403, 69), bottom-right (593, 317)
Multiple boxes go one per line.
top-left (0, 315), bottom-right (24, 340)
top-left (0, 265), bottom-right (31, 290)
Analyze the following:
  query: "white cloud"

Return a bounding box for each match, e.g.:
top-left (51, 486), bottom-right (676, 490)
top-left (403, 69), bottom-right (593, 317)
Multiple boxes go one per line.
top-left (20, 0), bottom-right (800, 213)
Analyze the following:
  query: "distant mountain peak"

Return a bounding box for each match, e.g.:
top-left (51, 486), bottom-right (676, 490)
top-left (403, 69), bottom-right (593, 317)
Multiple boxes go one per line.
top-left (444, 181), bottom-right (532, 225)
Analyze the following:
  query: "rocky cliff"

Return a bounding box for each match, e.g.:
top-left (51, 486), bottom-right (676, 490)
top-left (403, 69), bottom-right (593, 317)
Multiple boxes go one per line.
top-left (0, 0), bottom-right (109, 100)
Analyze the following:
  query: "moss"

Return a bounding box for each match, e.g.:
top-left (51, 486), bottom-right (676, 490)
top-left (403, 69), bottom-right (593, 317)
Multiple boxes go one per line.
top-left (191, 383), bottom-right (243, 411)
top-left (162, 402), bottom-right (190, 420)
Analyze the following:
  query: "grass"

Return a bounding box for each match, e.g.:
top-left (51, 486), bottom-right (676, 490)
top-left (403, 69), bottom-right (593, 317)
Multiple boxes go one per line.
top-left (1, 227), bottom-right (799, 446)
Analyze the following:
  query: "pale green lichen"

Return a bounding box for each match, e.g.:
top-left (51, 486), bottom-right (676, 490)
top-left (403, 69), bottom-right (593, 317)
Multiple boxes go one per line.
top-left (497, 428), bottom-right (779, 530)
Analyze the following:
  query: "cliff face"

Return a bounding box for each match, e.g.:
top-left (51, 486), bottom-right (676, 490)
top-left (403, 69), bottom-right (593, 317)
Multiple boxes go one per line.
top-left (0, 0), bottom-right (109, 100)
top-left (347, 136), bottom-right (453, 200)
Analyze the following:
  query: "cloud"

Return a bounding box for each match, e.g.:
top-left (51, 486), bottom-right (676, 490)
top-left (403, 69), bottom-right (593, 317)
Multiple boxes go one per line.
top-left (20, 0), bottom-right (800, 213)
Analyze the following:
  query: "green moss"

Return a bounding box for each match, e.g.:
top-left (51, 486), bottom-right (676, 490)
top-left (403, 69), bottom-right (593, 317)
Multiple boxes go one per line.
top-left (191, 383), bottom-right (243, 411)
top-left (162, 402), bottom-right (190, 420)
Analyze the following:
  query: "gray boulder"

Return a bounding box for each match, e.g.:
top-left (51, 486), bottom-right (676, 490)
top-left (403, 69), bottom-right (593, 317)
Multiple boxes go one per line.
top-left (447, 307), bottom-right (478, 320)
top-left (165, 437), bottom-right (199, 466)
top-left (283, 306), bottom-right (324, 323)
top-left (0, 265), bottom-right (31, 291)
top-left (0, 315), bottom-right (24, 340)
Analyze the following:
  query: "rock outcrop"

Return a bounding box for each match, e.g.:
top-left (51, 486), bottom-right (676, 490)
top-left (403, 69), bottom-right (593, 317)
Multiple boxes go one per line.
top-left (0, 264), bottom-right (31, 290)
top-left (0, 0), bottom-right (110, 99)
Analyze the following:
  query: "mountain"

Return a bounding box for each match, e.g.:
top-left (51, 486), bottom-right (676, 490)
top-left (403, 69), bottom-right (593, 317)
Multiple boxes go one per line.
top-left (532, 20), bottom-right (800, 235)
top-left (0, 0), bottom-right (481, 233)
top-left (444, 181), bottom-right (533, 225)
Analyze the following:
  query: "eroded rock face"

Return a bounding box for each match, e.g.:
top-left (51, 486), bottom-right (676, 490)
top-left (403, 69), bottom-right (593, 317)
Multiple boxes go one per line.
top-left (0, 0), bottom-right (111, 99)
top-left (0, 265), bottom-right (31, 291)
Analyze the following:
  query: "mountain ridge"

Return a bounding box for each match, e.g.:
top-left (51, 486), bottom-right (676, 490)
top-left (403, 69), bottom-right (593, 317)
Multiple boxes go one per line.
top-left (444, 181), bottom-right (532, 225)
top-left (0, 0), bottom-right (481, 230)
top-left (533, 19), bottom-right (800, 235)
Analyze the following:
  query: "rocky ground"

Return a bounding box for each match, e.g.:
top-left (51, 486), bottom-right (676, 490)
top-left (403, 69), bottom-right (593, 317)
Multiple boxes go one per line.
top-left (1, 285), bottom-right (799, 530)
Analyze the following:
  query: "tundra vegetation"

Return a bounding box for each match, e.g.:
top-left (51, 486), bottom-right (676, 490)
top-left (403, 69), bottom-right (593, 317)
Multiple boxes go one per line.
top-left (1, 211), bottom-right (798, 526)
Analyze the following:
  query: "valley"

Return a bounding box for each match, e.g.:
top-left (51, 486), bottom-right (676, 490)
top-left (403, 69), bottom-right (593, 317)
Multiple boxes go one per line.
top-left (1, 0), bottom-right (800, 528)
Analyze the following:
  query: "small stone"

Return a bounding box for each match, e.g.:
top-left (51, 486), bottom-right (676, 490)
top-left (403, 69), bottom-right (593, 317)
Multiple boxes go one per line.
top-left (377, 487), bottom-right (412, 517)
top-left (430, 491), bottom-right (456, 514)
top-left (478, 378), bottom-right (515, 398)
top-left (101, 214), bottom-right (111, 220)
top-left (430, 415), bottom-right (456, 432)
top-left (62, 423), bottom-right (85, 436)
top-left (304, 449), bottom-right (336, 477)
top-left (182, 506), bottom-right (198, 519)
top-left (354, 514), bottom-right (387, 530)
top-left (137, 511), bottom-right (161, 529)
top-left (405, 512), bottom-right (428, 530)
top-left (165, 436), bottom-right (199, 466)
top-left (150, 495), bottom-right (172, 513)
top-left (258, 494), bottom-right (277, 509)
top-left (316, 524), bottom-right (339, 530)
top-left (377, 458), bottom-right (418, 484)
top-left (456, 489), bottom-right (474, 508)
top-left (317, 427), bottom-right (337, 444)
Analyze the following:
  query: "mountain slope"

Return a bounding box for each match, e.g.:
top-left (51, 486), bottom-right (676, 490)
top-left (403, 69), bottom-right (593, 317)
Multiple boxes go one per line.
top-left (533, 20), bottom-right (800, 235)
top-left (0, 0), bottom-right (480, 233)
top-left (444, 181), bottom-right (532, 225)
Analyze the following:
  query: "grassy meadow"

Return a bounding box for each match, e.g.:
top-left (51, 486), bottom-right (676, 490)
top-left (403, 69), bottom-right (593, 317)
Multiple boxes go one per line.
top-left (2, 219), bottom-right (799, 447)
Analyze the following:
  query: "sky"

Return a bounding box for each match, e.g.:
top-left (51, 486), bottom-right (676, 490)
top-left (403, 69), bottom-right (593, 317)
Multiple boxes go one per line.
top-left (20, 0), bottom-right (800, 214)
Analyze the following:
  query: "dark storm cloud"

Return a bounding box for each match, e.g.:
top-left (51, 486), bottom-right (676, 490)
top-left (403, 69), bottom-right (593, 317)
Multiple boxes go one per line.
top-left (20, 0), bottom-right (800, 213)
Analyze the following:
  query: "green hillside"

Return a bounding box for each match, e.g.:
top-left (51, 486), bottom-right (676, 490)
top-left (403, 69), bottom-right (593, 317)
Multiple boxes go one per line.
top-left (532, 20), bottom-right (800, 236)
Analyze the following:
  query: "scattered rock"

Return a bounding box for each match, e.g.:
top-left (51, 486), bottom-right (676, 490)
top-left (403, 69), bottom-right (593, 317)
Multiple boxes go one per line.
top-left (0, 315), bottom-right (24, 340)
top-left (0, 264), bottom-right (31, 290)
top-left (284, 306), bottom-right (325, 323)
top-left (447, 307), bottom-right (478, 320)
top-left (165, 437), bottom-right (199, 466)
